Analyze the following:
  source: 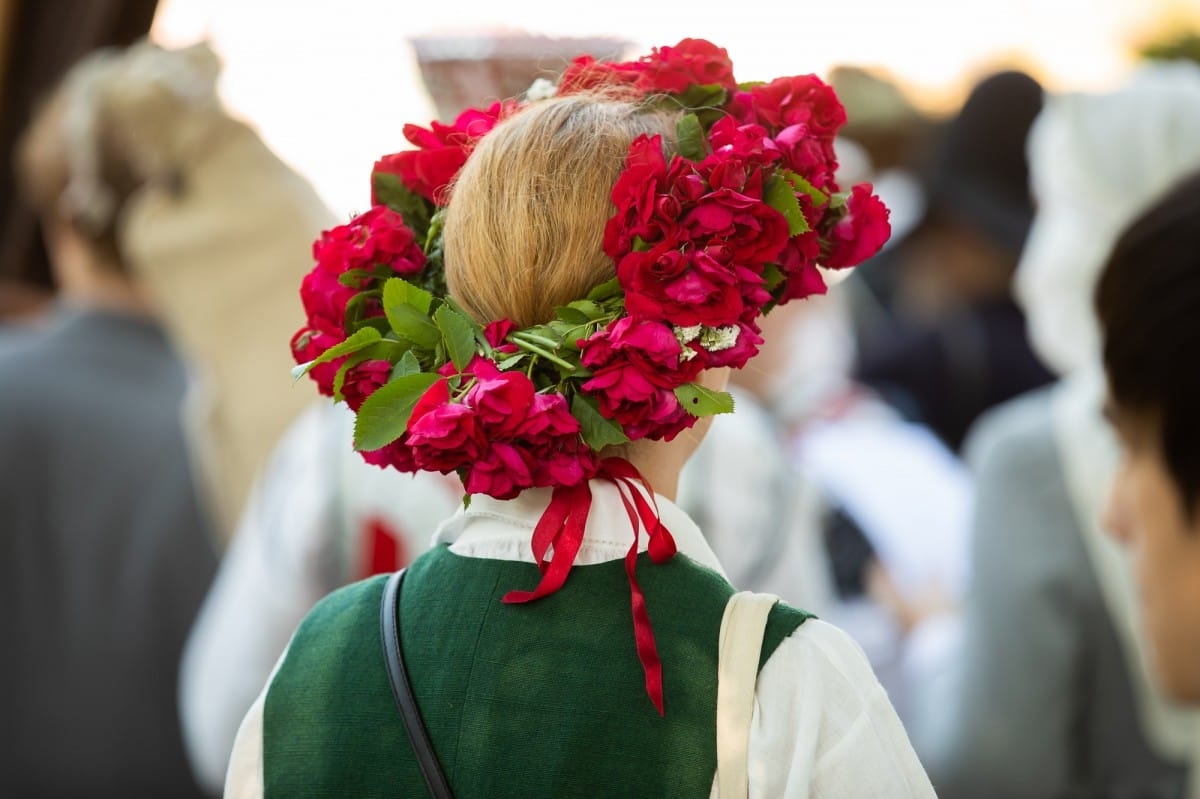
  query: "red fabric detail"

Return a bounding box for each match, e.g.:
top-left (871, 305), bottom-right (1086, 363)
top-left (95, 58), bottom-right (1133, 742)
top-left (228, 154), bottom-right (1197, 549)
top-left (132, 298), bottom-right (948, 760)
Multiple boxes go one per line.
top-left (501, 458), bottom-right (677, 715)
top-left (360, 516), bottom-right (408, 579)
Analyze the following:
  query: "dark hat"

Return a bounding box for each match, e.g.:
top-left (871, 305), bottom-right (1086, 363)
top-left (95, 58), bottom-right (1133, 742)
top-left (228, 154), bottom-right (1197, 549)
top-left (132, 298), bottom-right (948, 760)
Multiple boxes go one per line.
top-left (925, 70), bottom-right (1044, 255)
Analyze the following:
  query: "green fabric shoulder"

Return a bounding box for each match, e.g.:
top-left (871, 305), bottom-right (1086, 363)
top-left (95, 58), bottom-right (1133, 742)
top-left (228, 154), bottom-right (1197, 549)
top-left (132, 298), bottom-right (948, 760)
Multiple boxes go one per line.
top-left (264, 548), bottom-right (812, 798)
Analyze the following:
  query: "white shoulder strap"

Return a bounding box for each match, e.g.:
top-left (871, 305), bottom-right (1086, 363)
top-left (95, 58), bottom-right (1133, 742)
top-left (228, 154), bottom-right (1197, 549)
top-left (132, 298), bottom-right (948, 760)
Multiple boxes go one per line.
top-left (716, 590), bottom-right (780, 799)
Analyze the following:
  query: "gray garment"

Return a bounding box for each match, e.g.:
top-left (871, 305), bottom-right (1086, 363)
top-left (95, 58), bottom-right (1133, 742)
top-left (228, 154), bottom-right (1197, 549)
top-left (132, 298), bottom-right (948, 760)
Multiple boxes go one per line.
top-left (0, 306), bottom-right (218, 798)
top-left (925, 387), bottom-right (1186, 799)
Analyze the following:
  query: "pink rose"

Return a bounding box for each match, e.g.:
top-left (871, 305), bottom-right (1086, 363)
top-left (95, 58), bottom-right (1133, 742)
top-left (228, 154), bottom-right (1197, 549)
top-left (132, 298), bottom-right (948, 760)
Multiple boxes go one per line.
top-left (531, 442), bottom-right (599, 488)
top-left (822, 184), bottom-right (891, 269)
top-left (580, 317), bottom-right (699, 385)
top-left (341, 359), bottom-right (392, 412)
top-left (465, 370), bottom-right (536, 437)
top-left (360, 436), bottom-right (418, 473)
top-left (641, 38), bottom-right (736, 93)
top-left (751, 75), bottom-right (846, 140)
top-left (517, 393), bottom-right (581, 439)
top-left (408, 402), bottom-right (482, 473)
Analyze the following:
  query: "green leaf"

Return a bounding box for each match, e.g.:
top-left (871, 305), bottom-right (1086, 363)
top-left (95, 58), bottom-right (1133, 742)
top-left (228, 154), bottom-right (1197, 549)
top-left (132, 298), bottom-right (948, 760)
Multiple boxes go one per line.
top-left (494, 353), bottom-right (528, 371)
top-left (386, 304), bottom-right (441, 349)
top-left (354, 372), bottom-right (440, 451)
top-left (297, 327), bottom-right (382, 376)
top-left (571, 394), bottom-right (630, 451)
top-left (554, 306), bottom-right (591, 325)
top-left (675, 83), bottom-right (727, 111)
top-left (332, 341), bottom-right (400, 400)
top-left (383, 277), bottom-right (433, 315)
top-left (372, 171), bottom-right (431, 240)
top-left (762, 262), bottom-right (786, 292)
top-left (782, 169), bottom-right (829, 207)
top-left (737, 80), bottom-right (766, 91)
top-left (764, 175), bottom-right (810, 236)
top-left (587, 277), bottom-right (623, 303)
top-left (674, 383), bottom-right (736, 417)
top-left (676, 113), bottom-right (706, 161)
top-left (393, 349), bottom-right (422, 378)
top-left (434, 305), bottom-right (479, 371)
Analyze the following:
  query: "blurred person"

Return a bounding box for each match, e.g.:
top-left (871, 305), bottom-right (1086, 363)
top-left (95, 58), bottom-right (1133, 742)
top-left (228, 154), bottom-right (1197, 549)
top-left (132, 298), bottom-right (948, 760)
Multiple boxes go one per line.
top-left (224, 42), bottom-right (934, 797)
top-left (0, 42), bottom-right (226, 798)
top-left (921, 63), bottom-right (1200, 799)
top-left (855, 70), bottom-right (1054, 451)
top-left (1098, 168), bottom-right (1200, 712)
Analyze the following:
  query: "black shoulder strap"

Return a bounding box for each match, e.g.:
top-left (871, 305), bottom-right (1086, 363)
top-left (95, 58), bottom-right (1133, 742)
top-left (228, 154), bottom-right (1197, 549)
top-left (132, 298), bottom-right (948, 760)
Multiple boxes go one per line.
top-left (380, 569), bottom-right (455, 799)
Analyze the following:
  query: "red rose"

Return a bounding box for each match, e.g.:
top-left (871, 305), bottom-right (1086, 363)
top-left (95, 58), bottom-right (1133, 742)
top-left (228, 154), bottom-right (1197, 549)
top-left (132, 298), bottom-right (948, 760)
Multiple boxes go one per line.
top-left (290, 326), bottom-right (343, 397)
top-left (313, 206), bottom-right (425, 280)
top-left (642, 38), bottom-right (736, 93)
top-left (482, 319), bottom-right (517, 349)
top-left (463, 441), bottom-right (535, 499)
top-left (372, 103), bottom-right (506, 205)
top-left (558, 55), bottom-right (650, 95)
top-left (822, 183), bottom-right (891, 269)
top-left (751, 75), bottom-right (846, 140)
top-left (299, 265), bottom-right (357, 338)
top-left (531, 444), bottom-right (598, 489)
top-left (582, 366), bottom-right (698, 441)
top-left (580, 317), bottom-right (700, 385)
top-left (776, 233), bottom-right (827, 303)
top-left (604, 134), bottom-right (670, 258)
top-left (620, 243), bottom-right (746, 329)
top-left (683, 188), bottom-right (790, 265)
top-left (774, 123), bottom-right (838, 191)
top-left (341, 359), bottom-right (392, 412)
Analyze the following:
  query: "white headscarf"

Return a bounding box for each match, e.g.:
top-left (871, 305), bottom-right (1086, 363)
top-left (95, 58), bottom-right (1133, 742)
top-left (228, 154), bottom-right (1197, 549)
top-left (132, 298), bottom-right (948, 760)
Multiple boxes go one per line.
top-left (1016, 61), bottom-right (1200, 781)
top-left (1017, 61), bottom-right (1200, 376)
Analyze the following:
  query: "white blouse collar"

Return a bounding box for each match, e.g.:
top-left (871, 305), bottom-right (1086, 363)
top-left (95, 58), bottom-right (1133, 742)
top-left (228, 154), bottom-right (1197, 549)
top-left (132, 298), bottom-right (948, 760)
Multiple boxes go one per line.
top-left (432, 479), bottom-right (728, 579)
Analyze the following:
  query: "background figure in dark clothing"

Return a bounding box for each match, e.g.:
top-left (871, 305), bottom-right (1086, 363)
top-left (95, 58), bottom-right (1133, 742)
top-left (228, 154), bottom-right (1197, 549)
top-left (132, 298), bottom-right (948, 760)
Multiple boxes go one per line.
top-left (854, 70), bottom-right (1054, 451)
top-left (0, 42), bottom-right (222, 798)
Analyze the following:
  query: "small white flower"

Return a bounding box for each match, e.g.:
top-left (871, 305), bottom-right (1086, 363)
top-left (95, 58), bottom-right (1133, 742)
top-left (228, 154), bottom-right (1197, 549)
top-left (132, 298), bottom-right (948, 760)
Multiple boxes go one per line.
top-left (526, 78), bottom-right (558, 102)
top-left (674, 325), bottom-right (702, 346)
top-left (700, 325), bottom-right (740, 352)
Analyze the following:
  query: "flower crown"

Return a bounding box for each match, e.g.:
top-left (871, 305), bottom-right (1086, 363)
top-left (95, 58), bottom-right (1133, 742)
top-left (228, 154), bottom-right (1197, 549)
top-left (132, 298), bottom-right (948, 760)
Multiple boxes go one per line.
top-left (291, 39), bottom-right (890, 500)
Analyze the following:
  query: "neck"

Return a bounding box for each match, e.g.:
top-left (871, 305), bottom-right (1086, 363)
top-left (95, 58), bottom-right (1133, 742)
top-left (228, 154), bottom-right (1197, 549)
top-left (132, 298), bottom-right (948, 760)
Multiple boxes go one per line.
top-left (50, 227), bottom-right (154, 318)
top-left (622, 424), bottom-right (707, 502)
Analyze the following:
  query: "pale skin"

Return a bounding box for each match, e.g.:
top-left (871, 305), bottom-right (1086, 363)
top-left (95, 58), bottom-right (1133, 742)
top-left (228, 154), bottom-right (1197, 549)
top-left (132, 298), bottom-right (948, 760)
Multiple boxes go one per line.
top-left (44, 221), bottom-right (152, 315)
top-left (623, 366), bottom-right (730, 503)
top-left (1104, 403), bottom-right (1200, 703)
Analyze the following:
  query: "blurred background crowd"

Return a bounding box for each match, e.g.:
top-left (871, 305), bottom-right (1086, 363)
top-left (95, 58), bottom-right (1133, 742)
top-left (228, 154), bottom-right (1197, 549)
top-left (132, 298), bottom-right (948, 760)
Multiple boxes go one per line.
top-left (4, 0), bottom-right (1200, 796)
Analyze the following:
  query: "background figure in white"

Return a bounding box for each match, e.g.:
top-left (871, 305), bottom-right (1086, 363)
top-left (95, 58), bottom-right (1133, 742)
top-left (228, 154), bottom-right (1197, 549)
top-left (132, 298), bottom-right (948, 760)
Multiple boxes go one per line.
top-left (731, 138), bottom-right (973, 728)
top-left (179, 401), bottom-right (463, 792)
top-left (921, 62), bottom-right (1200, 798)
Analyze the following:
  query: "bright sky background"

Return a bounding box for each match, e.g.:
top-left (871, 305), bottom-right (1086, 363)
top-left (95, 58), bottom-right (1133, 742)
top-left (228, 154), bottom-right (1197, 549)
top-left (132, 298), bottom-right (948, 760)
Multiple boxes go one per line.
top-left (151, 0), bottom-right (1200, 218)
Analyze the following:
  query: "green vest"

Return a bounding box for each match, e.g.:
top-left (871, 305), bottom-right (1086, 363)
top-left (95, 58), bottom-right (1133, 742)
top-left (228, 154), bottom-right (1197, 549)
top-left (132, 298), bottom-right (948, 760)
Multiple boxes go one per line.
top-left (264, 546), bottom-right (812, 798)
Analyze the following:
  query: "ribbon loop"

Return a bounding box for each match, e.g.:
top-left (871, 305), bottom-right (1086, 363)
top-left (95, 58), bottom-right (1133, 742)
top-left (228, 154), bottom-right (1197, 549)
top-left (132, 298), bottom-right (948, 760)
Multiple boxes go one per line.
top-left (499, 458), bottom-right (677, 715)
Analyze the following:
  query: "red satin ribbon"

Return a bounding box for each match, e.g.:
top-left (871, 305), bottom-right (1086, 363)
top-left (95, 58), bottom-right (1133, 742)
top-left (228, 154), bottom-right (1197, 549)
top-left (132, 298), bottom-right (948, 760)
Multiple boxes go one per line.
top-left (502, 457), bottom-right (677, 715)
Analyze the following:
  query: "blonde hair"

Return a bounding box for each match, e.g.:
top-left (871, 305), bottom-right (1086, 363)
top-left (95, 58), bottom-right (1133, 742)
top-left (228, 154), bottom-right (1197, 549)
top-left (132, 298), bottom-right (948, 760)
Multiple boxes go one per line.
top-left (444, 94), bottom-right (679, 327)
